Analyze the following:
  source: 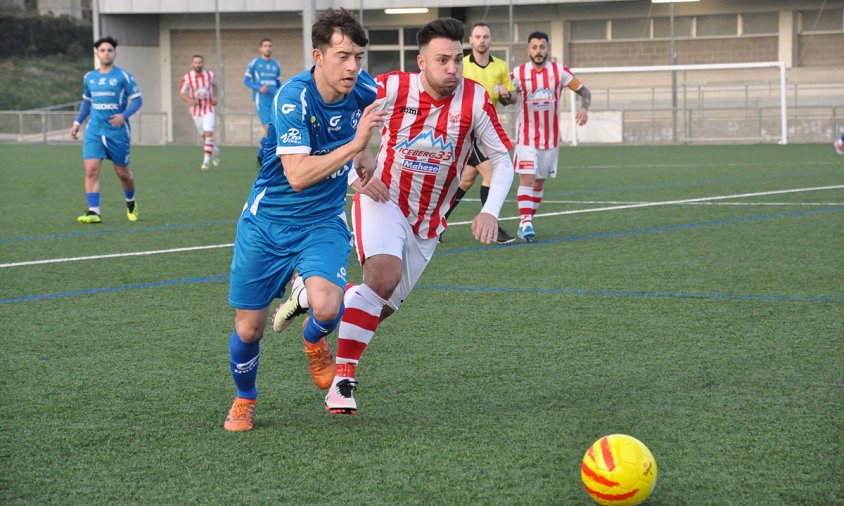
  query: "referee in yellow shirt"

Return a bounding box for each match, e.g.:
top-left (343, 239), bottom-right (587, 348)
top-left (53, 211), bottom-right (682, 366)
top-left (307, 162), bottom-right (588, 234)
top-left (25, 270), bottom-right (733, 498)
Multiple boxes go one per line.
top-left (442, 22), bottom-right (516, 243)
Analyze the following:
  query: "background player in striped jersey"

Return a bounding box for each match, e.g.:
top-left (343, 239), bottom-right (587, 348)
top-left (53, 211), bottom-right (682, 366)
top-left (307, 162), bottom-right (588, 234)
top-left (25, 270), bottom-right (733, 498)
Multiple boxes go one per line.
top-left (223, 8), bottom-right (387, 431)
top-left (441, 22), bottom-right (516, 244)
top-left (69, 36), bottom-right (143, 224)
top-left (276, 18), bottom-right (515, 415)
top-left (244, 39), bottom-right (282, 164)
top-left (510, 31), bottom-right (591, 241)
top-left (179, 55), bottom-right (220, 170)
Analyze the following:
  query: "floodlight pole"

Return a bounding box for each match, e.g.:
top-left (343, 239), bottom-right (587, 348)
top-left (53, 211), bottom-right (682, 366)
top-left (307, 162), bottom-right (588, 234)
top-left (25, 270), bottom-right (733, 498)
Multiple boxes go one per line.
top-left (214, 0), bottom-right (225, 135)
top-left (670, 0), bottom-right (678, 144)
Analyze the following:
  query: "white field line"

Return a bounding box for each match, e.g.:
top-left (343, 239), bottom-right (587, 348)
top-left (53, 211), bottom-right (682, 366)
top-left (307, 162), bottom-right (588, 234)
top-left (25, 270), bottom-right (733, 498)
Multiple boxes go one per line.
top-left (0, 243), bottom-right (233, 268)
top-left (3, 185), bottom-right (842, 269)
top-left (537, 200), bottom-right (844, 206)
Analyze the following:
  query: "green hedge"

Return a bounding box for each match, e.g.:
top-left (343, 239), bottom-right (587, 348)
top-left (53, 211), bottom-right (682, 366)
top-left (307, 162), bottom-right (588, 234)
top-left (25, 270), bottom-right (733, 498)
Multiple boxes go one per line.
top-left (0, 13), bottom-right (92, 58)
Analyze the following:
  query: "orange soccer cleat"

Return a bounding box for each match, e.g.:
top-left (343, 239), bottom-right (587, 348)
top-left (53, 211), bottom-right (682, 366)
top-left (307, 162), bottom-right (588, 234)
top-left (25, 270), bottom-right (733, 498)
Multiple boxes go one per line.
top-left (224, 397), bottom-right (256, 432)
top-left (303, 334), bottom-right (336, 390)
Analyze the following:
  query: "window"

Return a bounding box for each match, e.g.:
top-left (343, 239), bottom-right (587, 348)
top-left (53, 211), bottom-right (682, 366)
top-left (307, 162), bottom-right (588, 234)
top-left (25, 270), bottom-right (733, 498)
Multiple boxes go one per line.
top-left (801, 9), bottom-right (844, 33)
top-left (367, 27), bottom-right (422, 73)
top-left (697, 14), bottom-right (738, 37)
top-left (653, 16), bottom-right (693, 38)
top-left (741, 12), bottom-right (778, 35)
top-left (612, 18), bottom-right (651, 40)
top-left (571, 20), bottom-right (607, 41)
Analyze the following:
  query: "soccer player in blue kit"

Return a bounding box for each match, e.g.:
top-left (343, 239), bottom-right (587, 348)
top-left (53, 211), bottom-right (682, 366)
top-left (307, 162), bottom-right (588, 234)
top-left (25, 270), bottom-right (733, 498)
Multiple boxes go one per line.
top-left (244, 39), bottom-right (282, 164)
top-left (224, 8), bottom-right (388, 431)
top-left (69, 36), bottom-right (143, 224)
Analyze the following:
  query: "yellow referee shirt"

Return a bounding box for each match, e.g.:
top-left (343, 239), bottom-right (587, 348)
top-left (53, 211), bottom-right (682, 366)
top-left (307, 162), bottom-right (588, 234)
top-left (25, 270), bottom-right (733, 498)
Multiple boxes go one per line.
top-left (463, 53), bottom-right (516, 106)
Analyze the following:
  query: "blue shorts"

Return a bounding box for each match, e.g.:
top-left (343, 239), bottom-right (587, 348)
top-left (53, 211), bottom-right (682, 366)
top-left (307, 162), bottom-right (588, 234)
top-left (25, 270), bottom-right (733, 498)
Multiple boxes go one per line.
top-left (82, 128), bottom-right (131, 167)
top-left (255, 94), bottom-right (273, 126)
top-left (228, 212), bottom-right (352, 310)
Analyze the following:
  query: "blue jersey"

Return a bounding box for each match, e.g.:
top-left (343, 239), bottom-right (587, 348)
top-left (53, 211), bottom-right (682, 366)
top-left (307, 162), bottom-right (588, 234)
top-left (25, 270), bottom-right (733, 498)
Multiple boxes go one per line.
top-left (243, 68), bottom-right (378, 224)
top-left (244, 57), bottom-right (281, 102)
top-left (81, 66), bottom-right (141, 135)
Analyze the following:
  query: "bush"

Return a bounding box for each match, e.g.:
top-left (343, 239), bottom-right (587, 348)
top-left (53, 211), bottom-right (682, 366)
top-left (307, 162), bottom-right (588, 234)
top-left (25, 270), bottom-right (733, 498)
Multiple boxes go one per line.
top-left (0, 13), bottom-right (92, 58)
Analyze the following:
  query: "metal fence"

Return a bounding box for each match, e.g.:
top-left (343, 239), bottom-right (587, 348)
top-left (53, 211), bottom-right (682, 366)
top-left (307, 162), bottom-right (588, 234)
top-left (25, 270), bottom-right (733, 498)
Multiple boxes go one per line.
top-left (1, 82), bottom-right (842, 146)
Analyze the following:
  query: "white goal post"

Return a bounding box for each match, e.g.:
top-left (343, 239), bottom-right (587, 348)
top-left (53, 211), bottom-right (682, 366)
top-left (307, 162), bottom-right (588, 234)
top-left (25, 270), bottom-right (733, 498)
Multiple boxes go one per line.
top-left (567, 61), bottom-right (788, 146)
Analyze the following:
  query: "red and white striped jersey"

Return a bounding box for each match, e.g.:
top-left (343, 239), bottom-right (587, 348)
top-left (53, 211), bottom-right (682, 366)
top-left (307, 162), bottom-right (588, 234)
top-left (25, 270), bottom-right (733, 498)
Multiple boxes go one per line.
top-left (373, 71), bottom-right (512, 239)
top-left (180, 69), bottom-right (216, 116)
top-left (511, 61), bottom-right (579, 149)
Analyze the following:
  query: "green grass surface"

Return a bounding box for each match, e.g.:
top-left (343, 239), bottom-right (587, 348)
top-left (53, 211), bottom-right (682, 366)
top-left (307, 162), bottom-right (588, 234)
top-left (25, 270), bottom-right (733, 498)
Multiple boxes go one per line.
top-left (1, 143), bottom-right (842, 504)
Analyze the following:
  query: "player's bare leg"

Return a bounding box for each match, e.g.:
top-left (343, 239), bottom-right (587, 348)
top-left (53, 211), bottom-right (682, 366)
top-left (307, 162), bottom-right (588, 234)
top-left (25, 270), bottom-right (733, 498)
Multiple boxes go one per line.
top-left (114, 165), bottom-right (138, 221)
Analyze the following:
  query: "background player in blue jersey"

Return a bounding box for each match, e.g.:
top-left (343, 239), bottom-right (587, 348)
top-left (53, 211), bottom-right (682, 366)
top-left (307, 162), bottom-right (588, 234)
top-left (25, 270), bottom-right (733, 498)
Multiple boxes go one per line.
top-left (244, 38), bottom-right (282, 164)
top-left (223, 8), bottom-right (388, 431)
top-left (69, 36), bottom-right (143, 224)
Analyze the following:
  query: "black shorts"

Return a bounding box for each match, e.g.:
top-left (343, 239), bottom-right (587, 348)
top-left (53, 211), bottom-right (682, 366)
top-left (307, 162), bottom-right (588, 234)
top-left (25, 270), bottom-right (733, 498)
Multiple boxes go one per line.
top-left (466, 142), bottom-right (488, 167)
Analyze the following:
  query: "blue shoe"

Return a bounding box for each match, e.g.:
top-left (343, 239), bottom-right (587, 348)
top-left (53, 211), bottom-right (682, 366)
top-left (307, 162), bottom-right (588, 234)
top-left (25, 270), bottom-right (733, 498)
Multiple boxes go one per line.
top-left (518, 223), bottom-right (535, 242)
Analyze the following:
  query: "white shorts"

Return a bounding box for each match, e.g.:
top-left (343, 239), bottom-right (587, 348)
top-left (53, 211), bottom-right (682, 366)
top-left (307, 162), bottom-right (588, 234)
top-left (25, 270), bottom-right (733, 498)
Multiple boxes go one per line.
top-left (351, 194), bottom-right (438, 311)
top-left (513, 144), bottom-right (560, 179)
top-left (192, 112), bottom-right (215, 136)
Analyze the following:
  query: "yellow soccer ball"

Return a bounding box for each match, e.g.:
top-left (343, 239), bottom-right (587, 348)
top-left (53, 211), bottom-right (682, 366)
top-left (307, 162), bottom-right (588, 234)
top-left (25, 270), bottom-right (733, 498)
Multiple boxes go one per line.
top-left (581, 434), bottom-right (658, 506)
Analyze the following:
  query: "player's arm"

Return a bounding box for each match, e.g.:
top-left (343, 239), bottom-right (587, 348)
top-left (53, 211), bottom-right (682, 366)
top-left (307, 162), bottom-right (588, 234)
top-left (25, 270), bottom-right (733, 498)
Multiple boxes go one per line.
top-left (178, 79), bottom-right (194, 105)
top-left (281, 101), bottom-right (386, 192)
top-left (69, 97), bottom-right (91, 139)
top-left (211, 80), bottom-right (219, 106)
top-left (349, 149), bottom-right (389, 203)
top-left (569, 79), bottom-right (591, 126)
top-left (497, 63), bottom-right (517, 106)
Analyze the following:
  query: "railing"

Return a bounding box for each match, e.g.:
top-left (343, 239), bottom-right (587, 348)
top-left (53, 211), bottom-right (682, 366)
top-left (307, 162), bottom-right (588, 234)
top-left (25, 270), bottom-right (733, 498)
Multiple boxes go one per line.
top-left (0, 111), bottom-right (168, 145)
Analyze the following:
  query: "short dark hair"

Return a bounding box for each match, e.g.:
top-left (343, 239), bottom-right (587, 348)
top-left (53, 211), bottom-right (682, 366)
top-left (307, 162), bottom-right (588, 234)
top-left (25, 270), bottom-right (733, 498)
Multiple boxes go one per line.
top-left (527, 31), bottom-right (549, 44)
top-left (260, 38), bottom-right (272, 45)
top-left (311, 8), bottom-right (368, 50)
top-left (417, 18), bottom-right (464, 49)
top-left (470, 22), bottom-right (490, 34)
top-left (93, 36), bottom-right (117, 49)
top-left (192, 54), bottom-right (204, 61)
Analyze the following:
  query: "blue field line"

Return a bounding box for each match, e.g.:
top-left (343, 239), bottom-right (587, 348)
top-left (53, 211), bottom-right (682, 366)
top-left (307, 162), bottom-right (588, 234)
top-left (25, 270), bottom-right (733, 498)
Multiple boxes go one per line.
top-left (0, 274), bottom-right (228, 303)
top-left (0, 220), bottom-right (236, 244)
top-left (436, 207), bottom-right (844, 255)
top-left (544, 170), bottom-right (844, 198)
top-left (3, 207), bottom-right (842, 304)
top-left (417, 285), bottom-right (844, 303)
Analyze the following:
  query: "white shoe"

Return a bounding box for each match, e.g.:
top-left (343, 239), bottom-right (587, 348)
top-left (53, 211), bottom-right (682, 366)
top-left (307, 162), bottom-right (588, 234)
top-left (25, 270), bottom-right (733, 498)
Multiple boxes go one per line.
top-left (325, 364), bottom-right (358, 415)
top-left (200, 161), bottom-right (210, 171)
top-left (272, 275), bottom-right (308, 333)
top-left (212, 147), bottom-right (221, 166)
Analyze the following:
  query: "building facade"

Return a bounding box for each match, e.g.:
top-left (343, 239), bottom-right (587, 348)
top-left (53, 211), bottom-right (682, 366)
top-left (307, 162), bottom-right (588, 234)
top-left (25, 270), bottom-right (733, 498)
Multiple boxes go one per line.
top-left (91, 0), bottom-right (844, 144)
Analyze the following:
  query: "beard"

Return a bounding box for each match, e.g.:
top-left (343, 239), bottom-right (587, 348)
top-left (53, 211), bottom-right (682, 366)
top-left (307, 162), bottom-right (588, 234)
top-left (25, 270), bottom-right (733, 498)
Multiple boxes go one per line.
top-left (531, 54), bottom-right (547, 66)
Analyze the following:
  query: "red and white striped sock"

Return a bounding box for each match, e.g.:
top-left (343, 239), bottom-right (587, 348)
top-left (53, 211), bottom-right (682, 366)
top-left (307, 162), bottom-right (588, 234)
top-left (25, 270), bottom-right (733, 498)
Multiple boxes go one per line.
top-left (517, 185), bottom-right (535, 225)
top-left (336, 283), bottom-right (386, 366)
top-left (203, 138), bottom-right (214, 162)
top-left (532, 188), bottom-right (544, 217)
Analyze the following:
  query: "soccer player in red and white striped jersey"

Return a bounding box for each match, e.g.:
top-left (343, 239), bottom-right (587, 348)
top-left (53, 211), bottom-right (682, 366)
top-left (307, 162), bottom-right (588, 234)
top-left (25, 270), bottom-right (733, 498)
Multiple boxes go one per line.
top-left (321, 18), bottom-right (514, 414)
top-left (511, 32), bottom-right (591, 241)
top-left (179, 55), bottom-right (220, 170)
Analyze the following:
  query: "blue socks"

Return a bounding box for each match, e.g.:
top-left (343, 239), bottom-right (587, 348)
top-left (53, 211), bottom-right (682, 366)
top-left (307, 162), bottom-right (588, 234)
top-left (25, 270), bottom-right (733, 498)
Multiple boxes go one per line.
top-left (303, 307), bottom-right (343, 344)
top-left (123, 188), bottom-right (135, 201)
top-left (229, 330), bottom-right (260, 400)
top-left (86, 192), bottom-right (100, 211)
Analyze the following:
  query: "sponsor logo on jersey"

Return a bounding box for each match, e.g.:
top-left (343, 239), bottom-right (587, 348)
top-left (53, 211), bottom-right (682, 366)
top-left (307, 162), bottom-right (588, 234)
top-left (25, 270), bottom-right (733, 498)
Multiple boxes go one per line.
top-left (401, 107), bottom-right (418, 115)
top-left (281, 103), bottom-right (296, 114)
top-left (394, 130), bottom-right (455, 174)
top-left (281, 128), bottom-right (302, 144)
top-left (91, 91), bottom-right (116, 97)
top-left (528, 88), bottom-right (554, 111)
top-left (92, 103), bottom-right (120, 110)
top-left (328, 115), bottom-right (342, 132)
